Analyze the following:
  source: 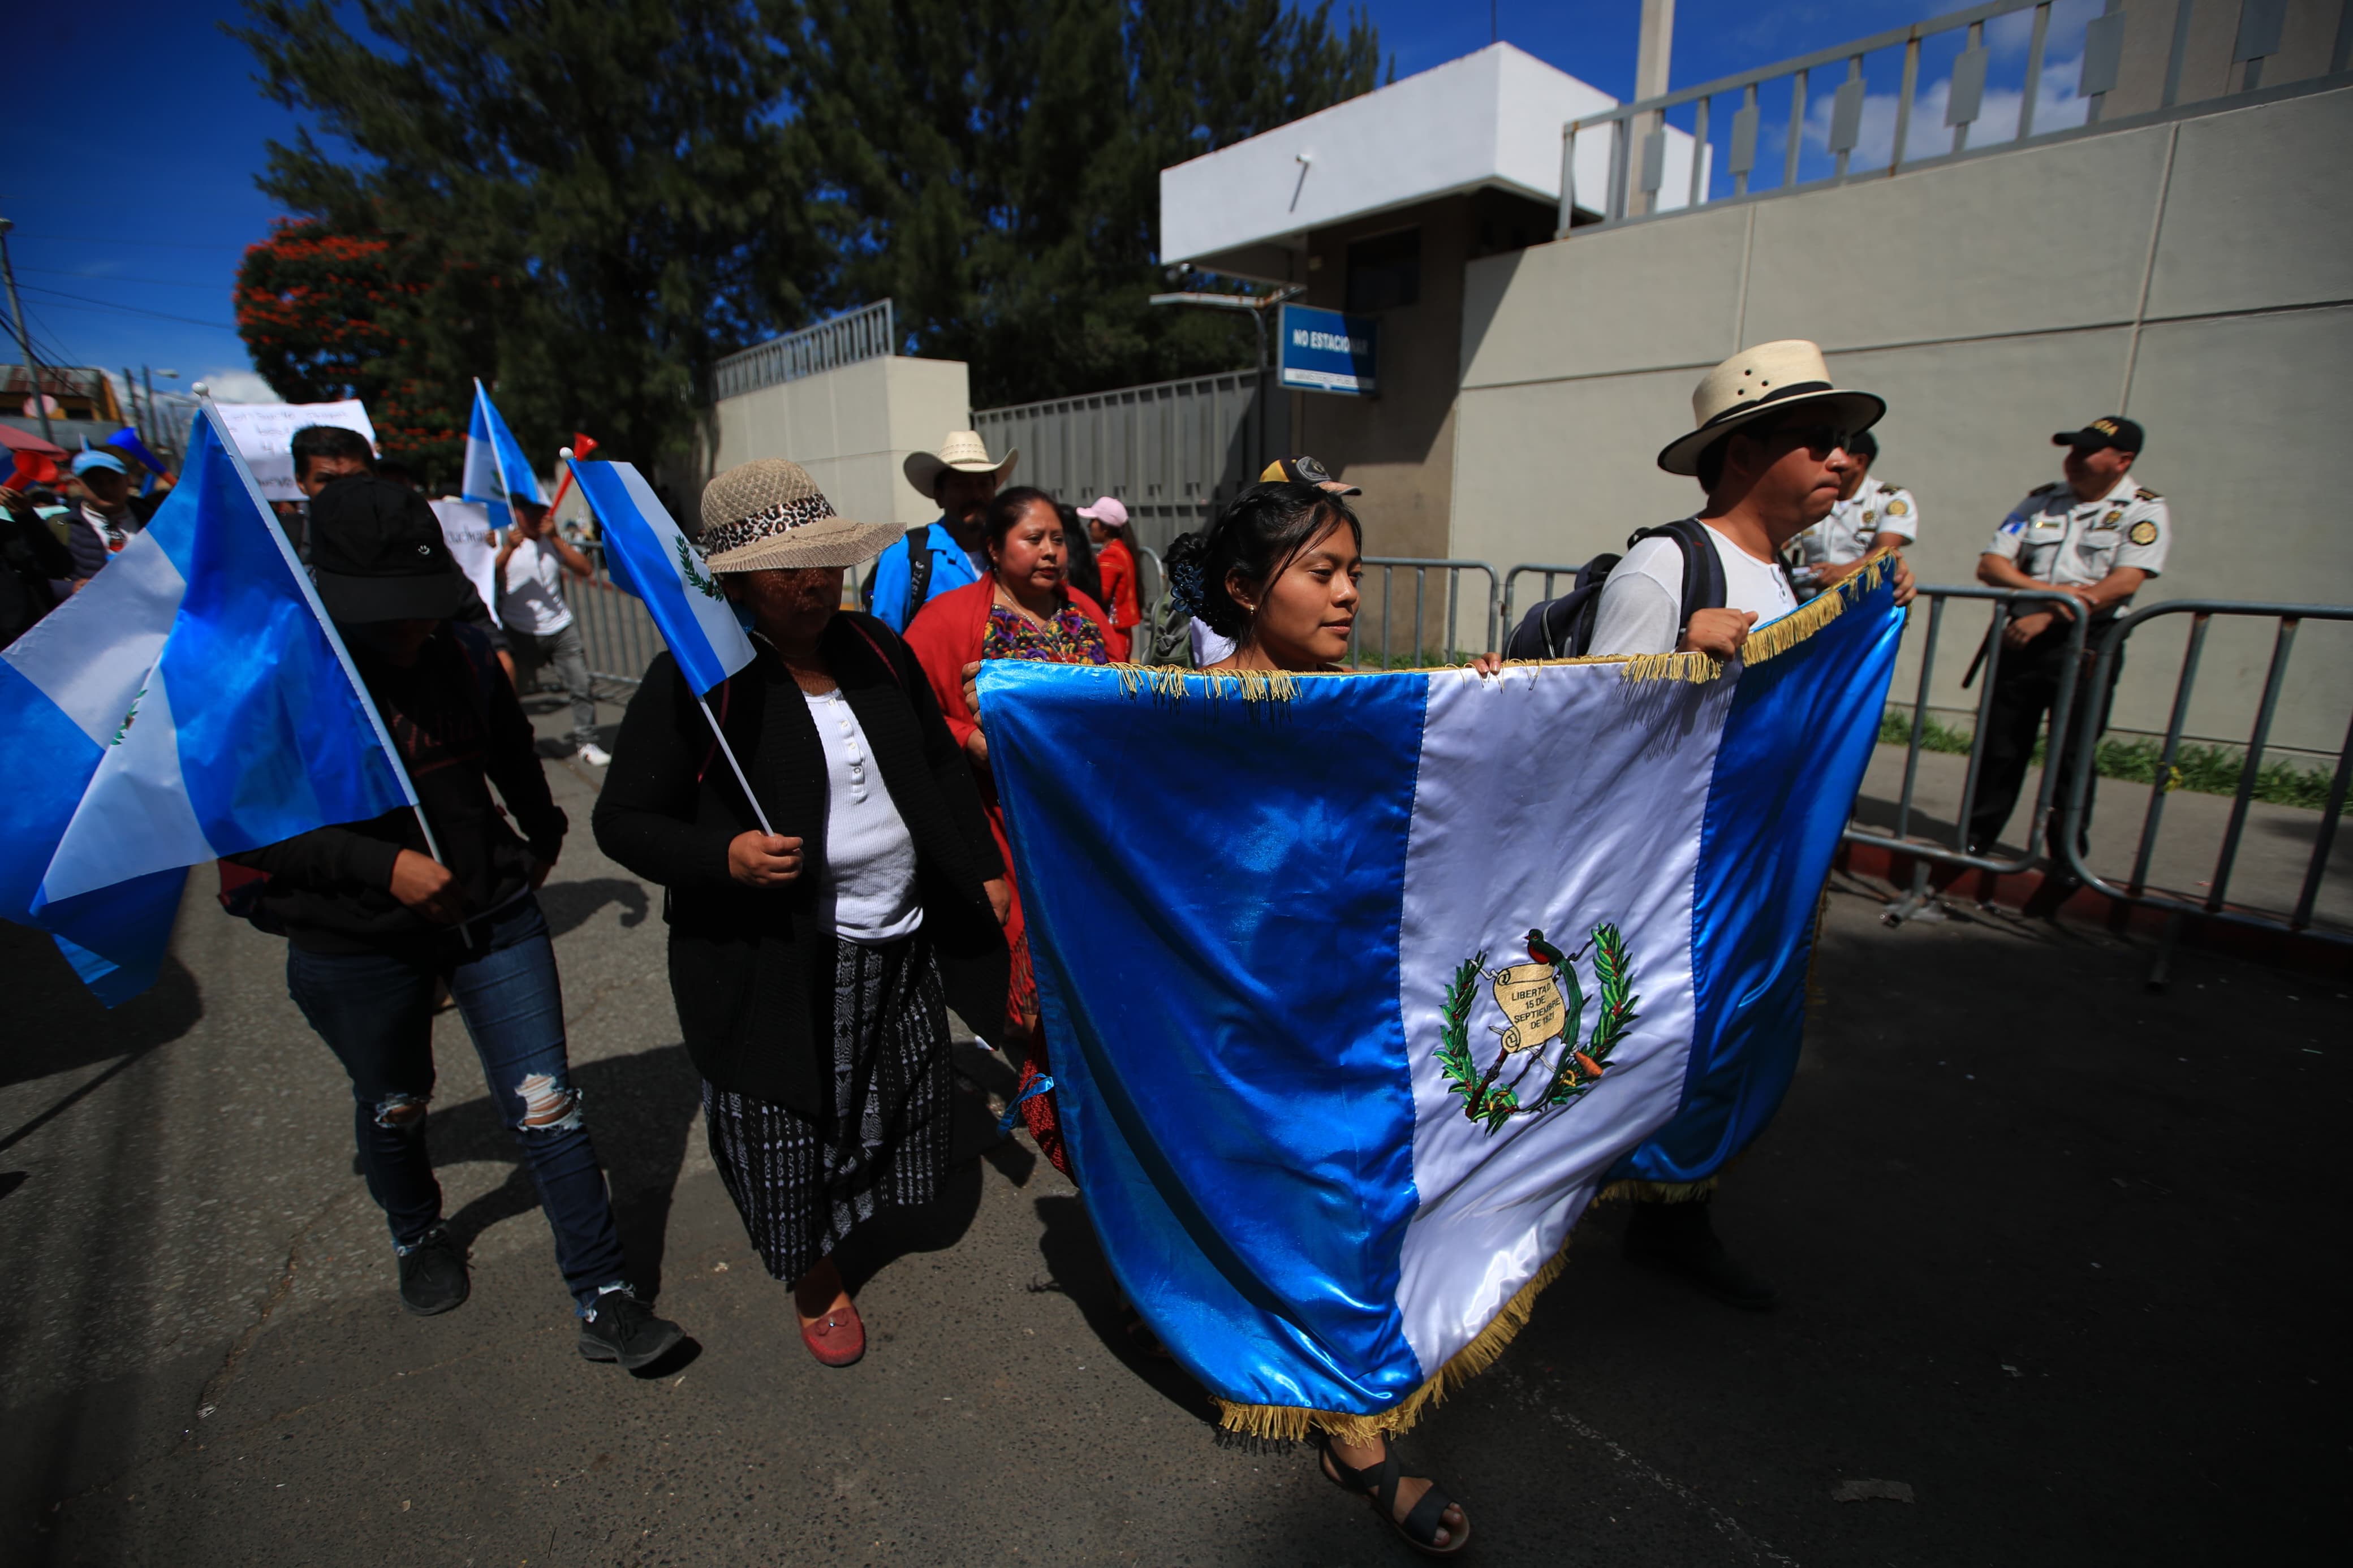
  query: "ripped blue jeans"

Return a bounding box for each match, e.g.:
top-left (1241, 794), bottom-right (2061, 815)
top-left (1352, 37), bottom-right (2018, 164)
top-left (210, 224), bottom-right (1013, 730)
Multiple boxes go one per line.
top-left (286, 895), bottom-right (628, 1311)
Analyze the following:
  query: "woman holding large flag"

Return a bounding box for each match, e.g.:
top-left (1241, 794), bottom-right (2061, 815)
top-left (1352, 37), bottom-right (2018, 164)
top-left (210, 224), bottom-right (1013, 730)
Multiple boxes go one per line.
top-left (593, 460), bottom-right (1010, 1368)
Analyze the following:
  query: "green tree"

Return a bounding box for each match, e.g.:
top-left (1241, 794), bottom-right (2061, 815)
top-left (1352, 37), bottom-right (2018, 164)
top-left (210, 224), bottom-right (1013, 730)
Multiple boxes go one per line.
top-left (232, 0), bottom-right (817, 466)
top-left (233, 216), bottom-right (474, 480)
top-left (782, 0), bottom-right (1384, 406)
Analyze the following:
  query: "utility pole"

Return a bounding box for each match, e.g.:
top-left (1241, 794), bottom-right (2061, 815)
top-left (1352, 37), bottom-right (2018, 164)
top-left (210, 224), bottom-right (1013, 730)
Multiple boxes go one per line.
top-left (0, 215), bottom-right (54, 446)
top-left (1633, 0), bottom-right (1676, 217)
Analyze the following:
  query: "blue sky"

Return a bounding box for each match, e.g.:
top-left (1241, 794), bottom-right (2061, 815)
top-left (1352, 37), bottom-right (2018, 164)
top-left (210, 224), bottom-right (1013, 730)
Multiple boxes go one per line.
top-left (8, 2), bottom-right (2083, 403)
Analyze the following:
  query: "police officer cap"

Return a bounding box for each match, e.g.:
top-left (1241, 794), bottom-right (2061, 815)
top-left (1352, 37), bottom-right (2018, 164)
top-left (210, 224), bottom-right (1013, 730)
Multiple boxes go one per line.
top-left (2052, 416), bottom-right (2144, 455)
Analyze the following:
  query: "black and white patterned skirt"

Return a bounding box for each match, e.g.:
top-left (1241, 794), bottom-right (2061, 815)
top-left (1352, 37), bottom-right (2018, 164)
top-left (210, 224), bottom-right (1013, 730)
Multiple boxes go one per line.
top-left (701, 932), bottom-right (952, 1285)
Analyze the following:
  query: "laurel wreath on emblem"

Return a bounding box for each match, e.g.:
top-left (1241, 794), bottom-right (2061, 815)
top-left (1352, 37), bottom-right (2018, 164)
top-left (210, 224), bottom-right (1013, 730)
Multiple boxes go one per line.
top-left (675, 535), bottom-right (723, 600)
top-left (110, 681), bottom-right (149, 748)
top-left (1437, 924), bottom-right (1640, 1134)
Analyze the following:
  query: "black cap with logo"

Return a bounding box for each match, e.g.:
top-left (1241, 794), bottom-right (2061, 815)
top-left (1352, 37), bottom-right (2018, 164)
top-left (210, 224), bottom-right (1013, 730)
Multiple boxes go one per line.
top-left (2052, 416), bottom-right (2144, 455)
top-left (1256, 453), bottom-right (1362, 495)
top-left (308, 473), bottom-right (471, 623)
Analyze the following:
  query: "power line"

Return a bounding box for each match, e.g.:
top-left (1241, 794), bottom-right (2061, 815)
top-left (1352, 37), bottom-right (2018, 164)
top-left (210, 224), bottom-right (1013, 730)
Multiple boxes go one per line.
top-left (19, 266), bottom-right (238, 291)
top-left (15, 283), bottom-right (239, 331)
top-left (20, 234), bottom-right (252, 252)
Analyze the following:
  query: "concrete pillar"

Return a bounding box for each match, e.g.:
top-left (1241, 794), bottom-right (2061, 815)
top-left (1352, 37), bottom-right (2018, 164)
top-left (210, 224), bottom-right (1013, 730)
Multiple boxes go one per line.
top-left (1634, 0), bottom-right (1675, 215)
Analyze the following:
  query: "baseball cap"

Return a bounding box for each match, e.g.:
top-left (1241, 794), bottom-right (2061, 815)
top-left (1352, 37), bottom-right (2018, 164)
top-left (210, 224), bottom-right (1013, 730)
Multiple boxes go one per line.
top-left (308, 473), bottom-right (471, 623)
top-left (71, 449), bottom-right (130, 477)
top-left (1257, 454), bottom-right (1361, 495)
top-left (2052, 416), bottom-right (2144, 454)
top-left (1075, 495), bottom-right (1129, 529)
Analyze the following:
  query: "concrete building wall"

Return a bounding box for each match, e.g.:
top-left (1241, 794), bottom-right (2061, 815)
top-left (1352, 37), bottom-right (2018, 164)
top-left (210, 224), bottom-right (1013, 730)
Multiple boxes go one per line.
top-left (702, 355), bottom-right (971, 530)
top-left (1452, 85), bottom-right (2353, 756)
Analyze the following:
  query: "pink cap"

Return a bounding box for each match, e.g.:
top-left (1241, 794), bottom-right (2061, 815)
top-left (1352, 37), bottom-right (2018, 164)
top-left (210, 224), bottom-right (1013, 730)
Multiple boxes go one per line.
top-left (1075, 495), bottom-right (1128, 529)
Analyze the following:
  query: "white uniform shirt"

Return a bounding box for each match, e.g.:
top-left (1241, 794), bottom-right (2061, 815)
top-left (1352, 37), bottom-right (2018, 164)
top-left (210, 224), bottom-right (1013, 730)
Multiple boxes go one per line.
top-left (1787, 474), bottom-right (1917, 593)
top-left (1586, 521), bottom-right (1798, 658)
top-left (498, 536), bottom-right (577, 637)
top-left (1982, 472), bottom-right (2170, 588)
top-left (802, 687), bottom-right (921, 943)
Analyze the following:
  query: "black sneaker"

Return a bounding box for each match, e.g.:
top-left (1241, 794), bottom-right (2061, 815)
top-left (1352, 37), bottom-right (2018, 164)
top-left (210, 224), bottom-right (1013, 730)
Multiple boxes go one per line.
top-left (397, 1226), bottom-right (469, 1316)
top-left (1623, 1199), bottom-right (1777, 1312)
top-left (578, 1290), bottom-right (684, 1371)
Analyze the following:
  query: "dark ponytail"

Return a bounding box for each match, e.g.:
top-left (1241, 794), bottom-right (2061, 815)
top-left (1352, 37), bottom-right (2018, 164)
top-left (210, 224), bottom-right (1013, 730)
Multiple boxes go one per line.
top-left (1162, 481), bottom-right (1360, 639)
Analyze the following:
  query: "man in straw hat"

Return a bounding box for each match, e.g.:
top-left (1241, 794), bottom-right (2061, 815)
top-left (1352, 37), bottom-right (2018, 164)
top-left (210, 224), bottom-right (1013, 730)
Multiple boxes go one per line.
top-left (594, 459), bottom-right (1011, 1367)
top-left (1589, 339), bottom-right (1913, 1311)
top-left (865, 430), bottom-right (1018, 633)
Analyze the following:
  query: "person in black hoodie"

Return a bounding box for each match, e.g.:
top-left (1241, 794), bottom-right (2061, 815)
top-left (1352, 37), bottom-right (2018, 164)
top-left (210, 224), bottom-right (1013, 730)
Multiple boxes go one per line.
top-left (229, 476), bottom-right (684, 1370)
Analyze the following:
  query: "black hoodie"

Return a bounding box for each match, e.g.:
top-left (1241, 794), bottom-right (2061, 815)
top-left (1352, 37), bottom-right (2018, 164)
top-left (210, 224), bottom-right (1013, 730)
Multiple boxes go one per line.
top-left (228, 620), bottom-right (565, 953)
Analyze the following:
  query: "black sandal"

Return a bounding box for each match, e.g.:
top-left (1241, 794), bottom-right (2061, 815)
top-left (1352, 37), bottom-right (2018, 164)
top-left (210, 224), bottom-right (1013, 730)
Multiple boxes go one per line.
top-left (1317, 1435), bottom-right (1471, 1556)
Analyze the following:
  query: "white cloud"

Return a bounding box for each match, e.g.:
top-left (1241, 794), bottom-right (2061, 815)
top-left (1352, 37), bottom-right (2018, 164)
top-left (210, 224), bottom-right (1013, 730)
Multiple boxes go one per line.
top-left (199, 369), bottom-right (283, 404)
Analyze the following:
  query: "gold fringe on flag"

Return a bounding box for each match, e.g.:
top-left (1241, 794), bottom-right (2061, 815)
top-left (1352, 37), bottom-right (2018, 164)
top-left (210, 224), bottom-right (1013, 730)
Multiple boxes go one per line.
top-left (1594, 1176), bottom-right (1721, 1204)
top-left (1208, 1241), bottom-right (1573, 1444)
top-left (1110, 663), bottom-right (1300, 705)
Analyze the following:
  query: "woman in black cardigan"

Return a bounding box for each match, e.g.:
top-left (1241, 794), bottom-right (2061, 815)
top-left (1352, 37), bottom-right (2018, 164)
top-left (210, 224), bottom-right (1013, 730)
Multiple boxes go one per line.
top-left (593, 460), bottom-right (1009, 1368)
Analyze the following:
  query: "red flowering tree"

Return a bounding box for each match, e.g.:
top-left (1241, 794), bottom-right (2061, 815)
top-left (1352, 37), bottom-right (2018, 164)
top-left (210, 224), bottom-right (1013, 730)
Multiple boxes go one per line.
top-left (234, 217), bottom-right (468, 482)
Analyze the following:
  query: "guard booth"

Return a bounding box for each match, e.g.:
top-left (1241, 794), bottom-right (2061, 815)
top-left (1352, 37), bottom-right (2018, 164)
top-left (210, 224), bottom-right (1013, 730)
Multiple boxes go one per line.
top-left (1156, 42), bottom-right (1704, 571)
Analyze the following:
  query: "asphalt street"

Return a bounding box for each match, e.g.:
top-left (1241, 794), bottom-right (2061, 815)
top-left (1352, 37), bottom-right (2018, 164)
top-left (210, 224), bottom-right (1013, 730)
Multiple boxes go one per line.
top-left (1, 696), bottom-right (2344, 1567)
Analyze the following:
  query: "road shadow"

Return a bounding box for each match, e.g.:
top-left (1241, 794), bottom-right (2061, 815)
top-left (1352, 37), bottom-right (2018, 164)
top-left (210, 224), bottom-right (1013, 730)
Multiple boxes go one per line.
top-left (1, 921), bottom-right (202, 1091)
top-left (424, 1043), bottom-right (702, 1302)
top-left (536, 876), bottom-right (649, 938)
top-left (1031, 1193), bottom-right (1218, 1425)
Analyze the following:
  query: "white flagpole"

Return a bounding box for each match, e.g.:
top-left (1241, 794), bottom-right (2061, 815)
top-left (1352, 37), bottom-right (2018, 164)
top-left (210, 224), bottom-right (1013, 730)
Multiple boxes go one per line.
top-left (562, 448), bottom-right (774, 839)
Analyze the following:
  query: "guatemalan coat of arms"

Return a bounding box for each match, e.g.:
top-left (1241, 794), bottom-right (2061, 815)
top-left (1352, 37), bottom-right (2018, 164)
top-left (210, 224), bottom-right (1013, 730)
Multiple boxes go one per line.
top-left (1437, 925), bottom-right (1640, 1133)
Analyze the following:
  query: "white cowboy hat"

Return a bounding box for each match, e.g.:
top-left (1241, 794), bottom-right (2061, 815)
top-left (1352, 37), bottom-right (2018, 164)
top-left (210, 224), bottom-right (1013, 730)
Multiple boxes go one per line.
top-left (698, 459), bottom-right (904, 572)
top-left (902, 430), bottom-right (1018, 501)
top-left (1656, 339), bottom-right (1885, 477)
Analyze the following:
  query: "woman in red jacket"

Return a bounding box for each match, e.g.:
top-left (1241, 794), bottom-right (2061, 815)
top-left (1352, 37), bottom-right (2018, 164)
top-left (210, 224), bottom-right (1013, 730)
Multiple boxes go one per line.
top-left (903, 487), bottom-right (1111, 1153)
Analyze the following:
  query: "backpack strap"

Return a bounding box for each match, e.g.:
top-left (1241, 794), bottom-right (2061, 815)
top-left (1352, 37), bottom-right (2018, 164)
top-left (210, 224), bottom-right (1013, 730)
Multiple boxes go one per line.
top-left (1627, 517), bottom-right (1728, 632)
top-left (841, 615), bottom-right (907, 692)
top-left (900, 528), bottom-right (936, 626)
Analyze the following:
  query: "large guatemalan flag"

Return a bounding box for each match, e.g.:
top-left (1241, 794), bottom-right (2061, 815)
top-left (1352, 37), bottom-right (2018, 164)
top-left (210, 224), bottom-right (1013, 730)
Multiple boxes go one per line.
top-left (979, 562), bottom-right (1903, 1439)
top-left (0, 407), bottom-right (414, 1005)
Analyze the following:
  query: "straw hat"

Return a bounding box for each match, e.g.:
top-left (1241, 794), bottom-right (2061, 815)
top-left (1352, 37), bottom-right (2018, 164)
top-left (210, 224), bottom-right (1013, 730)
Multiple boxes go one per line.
top-left (1656, 340), bottom-right (1885, 477)
top-left (902, 430), bottom-right (1018, 501)
top-left (698, 459), bottom-right (903, 573)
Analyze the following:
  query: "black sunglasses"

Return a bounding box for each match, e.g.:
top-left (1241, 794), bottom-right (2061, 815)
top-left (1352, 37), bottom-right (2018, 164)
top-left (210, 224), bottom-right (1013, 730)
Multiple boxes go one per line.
top-left (1755, 422), bottom-right (1855, 456)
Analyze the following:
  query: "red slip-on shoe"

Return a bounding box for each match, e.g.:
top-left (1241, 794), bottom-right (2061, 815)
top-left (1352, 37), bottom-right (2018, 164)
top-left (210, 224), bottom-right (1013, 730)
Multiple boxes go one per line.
top-left (799, 1301), bottom-right (865, 1367)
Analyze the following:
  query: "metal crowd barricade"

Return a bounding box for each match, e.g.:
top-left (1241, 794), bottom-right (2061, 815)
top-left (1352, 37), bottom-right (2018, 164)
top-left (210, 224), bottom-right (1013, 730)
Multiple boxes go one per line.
top-left (1838, 585), bottom-right (2089, 922)
top-left (568, 545), bottom-right (665, 693)
top-left (1351, 559), bottom-right (1500, 670)
top-left (2060, 602), bottom-right (2353, 975)
top-left (1501, 563), bottom-right (1584, 639)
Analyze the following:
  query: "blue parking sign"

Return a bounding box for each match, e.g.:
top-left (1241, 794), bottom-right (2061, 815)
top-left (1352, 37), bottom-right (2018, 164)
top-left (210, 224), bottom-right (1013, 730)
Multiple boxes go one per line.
top-left (1278, 304), bottom-right (1378, 396)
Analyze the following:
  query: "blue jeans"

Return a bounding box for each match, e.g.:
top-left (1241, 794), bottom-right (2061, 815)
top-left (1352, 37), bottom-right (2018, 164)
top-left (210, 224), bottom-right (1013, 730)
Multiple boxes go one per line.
top-left (286, 895), bottom-right (629, 1311)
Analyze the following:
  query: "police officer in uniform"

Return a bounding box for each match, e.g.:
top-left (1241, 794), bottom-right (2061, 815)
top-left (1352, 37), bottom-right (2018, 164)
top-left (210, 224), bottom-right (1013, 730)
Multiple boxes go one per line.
top-left (1969, 415), bottom-right (2170, 865)
top-left (1782, 428), bottom-right (1917, 600)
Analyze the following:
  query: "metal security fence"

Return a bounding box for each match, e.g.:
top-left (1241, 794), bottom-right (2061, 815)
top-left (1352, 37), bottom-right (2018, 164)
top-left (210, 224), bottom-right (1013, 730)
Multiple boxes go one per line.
top-left (1841, 585), bottom-right (2095, 921)
top-left (712, 301), bottom-right (897, 401)
top-left (1349, 559), bottom-right (1501, 669)
top-left (1563, 0), bottom-right (2353, 235)
top-left (972, 369), bottom-right (1288, 563)
top-left (2061, 601), bottom-right (2353, 967)
top-left (570, 551), bottom-right (665, 690)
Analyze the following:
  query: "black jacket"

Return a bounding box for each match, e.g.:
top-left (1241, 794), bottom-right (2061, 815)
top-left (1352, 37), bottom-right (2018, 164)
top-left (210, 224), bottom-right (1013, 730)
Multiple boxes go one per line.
top-left (592, 612), bottom-right (1007, 1114)
top-left (229, 620), bottom-right (566, 953)
top-left (1, 504), bottom-right (72, 647)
